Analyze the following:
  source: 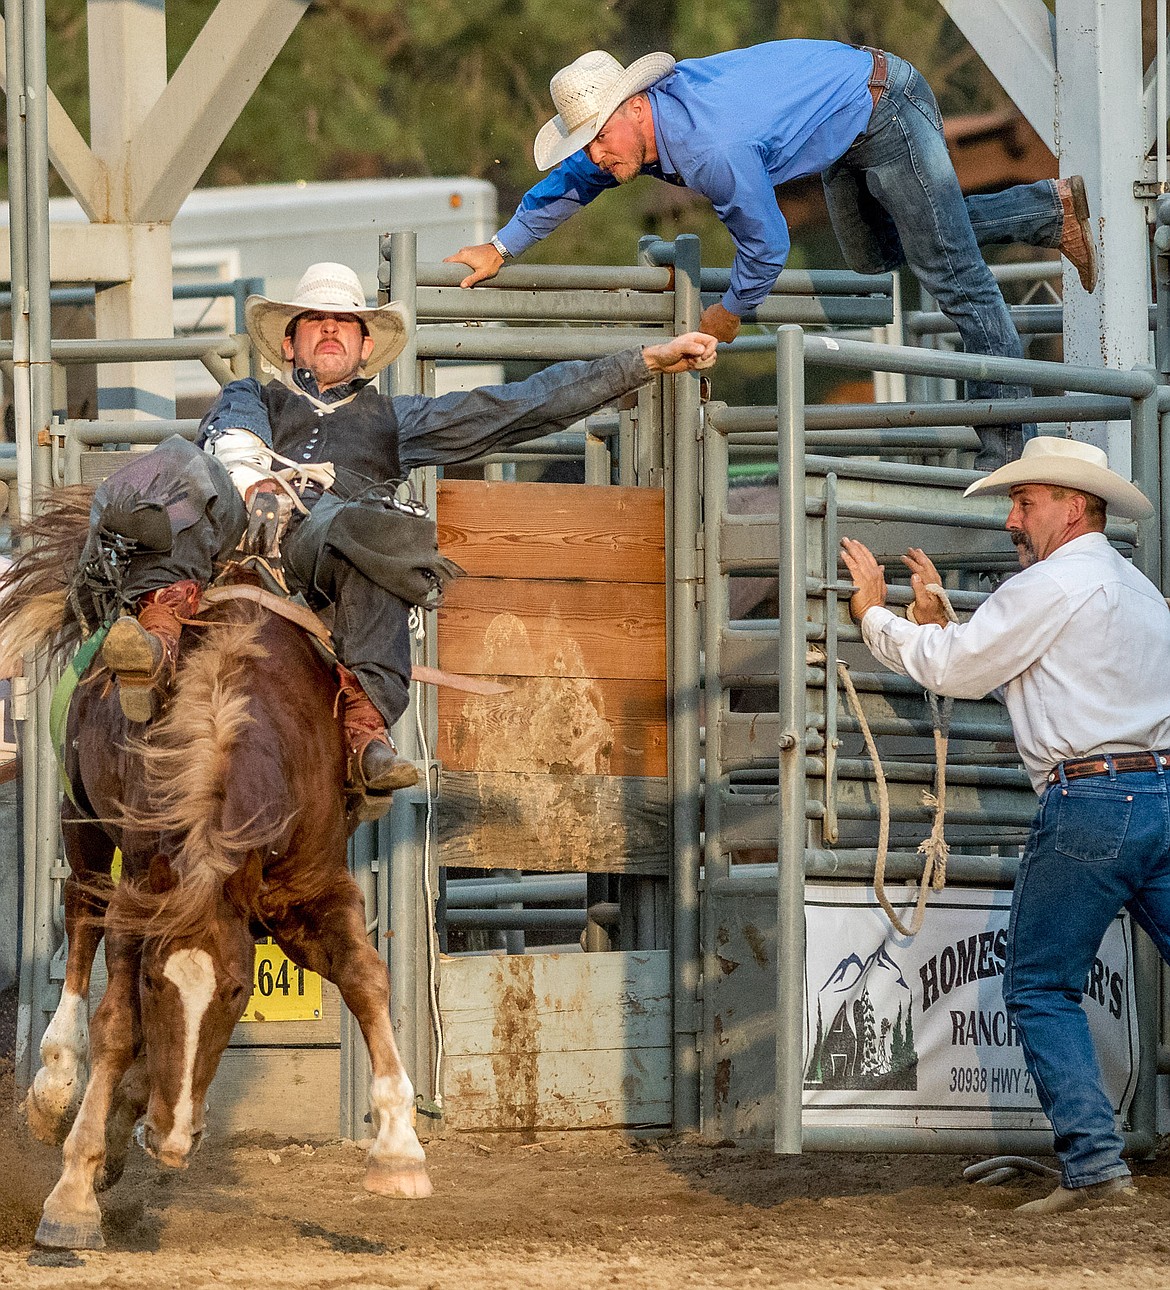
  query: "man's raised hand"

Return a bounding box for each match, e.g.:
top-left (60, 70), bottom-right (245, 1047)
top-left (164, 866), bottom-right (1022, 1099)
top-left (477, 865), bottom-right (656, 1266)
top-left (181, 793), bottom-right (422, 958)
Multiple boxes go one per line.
top-left (698, 303), bottom-right (741, 343)
top-left (839, 537), bottom-right (888, 622)
top-left (444, 242), bottom-right (505, 288)
top-left (902, 547), bottom-right (951, 627)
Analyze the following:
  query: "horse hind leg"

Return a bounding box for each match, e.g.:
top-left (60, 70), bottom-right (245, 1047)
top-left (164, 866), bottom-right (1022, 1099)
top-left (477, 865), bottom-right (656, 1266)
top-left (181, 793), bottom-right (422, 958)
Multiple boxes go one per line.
top-left (274, 891), bottom-right (432, 1199)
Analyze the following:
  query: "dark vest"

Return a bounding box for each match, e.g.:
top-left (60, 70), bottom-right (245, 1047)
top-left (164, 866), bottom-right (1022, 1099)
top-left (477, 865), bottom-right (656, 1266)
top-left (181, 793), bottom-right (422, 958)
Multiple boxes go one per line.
top-left (261, 381), bottom-right (404, 499)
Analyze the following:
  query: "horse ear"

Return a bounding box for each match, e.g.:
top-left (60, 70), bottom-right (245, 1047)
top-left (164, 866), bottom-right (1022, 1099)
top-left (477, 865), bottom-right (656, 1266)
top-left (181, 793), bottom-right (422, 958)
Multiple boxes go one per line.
top-left (146, 855), bottom-right (178, 894)
top-left (223, 852), bottom-right (265, 919)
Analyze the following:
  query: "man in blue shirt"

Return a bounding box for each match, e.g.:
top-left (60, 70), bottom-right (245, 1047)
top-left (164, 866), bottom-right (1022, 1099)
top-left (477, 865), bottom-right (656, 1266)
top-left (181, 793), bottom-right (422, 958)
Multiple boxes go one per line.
top-left (448, 43), bottom-right (1098, 470)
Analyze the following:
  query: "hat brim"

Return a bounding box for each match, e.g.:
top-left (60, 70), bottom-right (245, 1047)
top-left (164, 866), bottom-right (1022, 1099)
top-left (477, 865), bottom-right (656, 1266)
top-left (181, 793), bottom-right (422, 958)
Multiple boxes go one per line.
top-left (533, 52), bottom-right (676, 170)
top-left (963, 457), bottom-right (1153, 521)
top-left (245, 295), bottom-right (409, 377)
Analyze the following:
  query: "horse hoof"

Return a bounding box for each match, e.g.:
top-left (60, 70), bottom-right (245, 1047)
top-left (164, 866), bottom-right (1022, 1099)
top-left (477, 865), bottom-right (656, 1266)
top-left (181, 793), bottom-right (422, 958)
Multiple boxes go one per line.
top-left (363, 1159), bottom-right (433, 1199)
top-left (35, 1214), bottom-right (105, 1251)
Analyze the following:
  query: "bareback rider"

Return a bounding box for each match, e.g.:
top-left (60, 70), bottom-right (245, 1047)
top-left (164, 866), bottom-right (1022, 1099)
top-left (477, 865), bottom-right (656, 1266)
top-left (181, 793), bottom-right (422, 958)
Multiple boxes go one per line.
top-left (102, 262), bottom-right (717, 795)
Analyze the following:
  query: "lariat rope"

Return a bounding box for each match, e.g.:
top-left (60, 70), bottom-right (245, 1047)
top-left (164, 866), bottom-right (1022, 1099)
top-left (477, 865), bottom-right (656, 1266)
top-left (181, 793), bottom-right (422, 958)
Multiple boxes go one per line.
top-left (824, 580), bottom-right (960, 938)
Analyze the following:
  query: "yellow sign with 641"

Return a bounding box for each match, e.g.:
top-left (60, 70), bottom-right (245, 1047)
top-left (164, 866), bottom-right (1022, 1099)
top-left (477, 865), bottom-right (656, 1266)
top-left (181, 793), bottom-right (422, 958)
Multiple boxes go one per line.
top-left (239, 938), bottom-right (323, 1023)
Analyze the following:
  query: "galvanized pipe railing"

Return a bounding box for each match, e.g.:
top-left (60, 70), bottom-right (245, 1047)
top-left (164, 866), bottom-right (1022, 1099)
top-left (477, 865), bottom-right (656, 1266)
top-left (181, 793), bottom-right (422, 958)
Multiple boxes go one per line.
top-left (802, 331), bottom-right (1157, 398)
top-left (712, 394), bottom-right (1137, 432)
top-left (670, 234), bottom-right (704, 1133)
top-left (774, 325), bottom-right (807, 1155)
top-left (9, 0), bottom-right (60, 1095)
top-left (907, 302), bottom-right (1158, 338)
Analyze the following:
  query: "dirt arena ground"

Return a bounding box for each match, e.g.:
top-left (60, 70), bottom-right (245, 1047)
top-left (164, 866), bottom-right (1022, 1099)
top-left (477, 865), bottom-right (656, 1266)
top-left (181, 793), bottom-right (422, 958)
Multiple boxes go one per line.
top-left (4, 1068), bottom-right (1170, 1289)
top-left (3, 988), bottom-right (1170, 1290)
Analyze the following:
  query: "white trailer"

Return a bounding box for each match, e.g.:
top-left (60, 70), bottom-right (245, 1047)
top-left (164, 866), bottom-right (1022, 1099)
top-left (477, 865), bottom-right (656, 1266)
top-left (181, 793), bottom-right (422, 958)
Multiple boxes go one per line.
top-left (0, 177), bottom-right (498, 408)
top-left (168, 176), bottom-right (495, 307)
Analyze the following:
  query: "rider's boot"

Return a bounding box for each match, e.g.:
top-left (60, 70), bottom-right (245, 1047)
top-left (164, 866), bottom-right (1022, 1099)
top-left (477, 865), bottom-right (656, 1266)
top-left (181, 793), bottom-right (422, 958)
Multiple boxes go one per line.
top-left (1057, 175), bottom-right (1098, 294)
top-left (101, 580), bottom-right (202, 723)
top-left (336, 665), bottom-right (420, 794)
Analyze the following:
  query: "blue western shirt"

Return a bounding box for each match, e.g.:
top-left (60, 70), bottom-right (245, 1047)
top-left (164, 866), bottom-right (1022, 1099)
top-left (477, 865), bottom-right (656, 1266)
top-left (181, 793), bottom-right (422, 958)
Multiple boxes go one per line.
top-left (497, 40), bottom-right (875, 315)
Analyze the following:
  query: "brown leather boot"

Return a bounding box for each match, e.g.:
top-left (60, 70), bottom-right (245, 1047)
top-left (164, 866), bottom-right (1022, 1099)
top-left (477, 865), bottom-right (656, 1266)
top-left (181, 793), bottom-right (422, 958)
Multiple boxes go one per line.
top-left (101, 580), bottom-right (201, 723)
top-left (336, 665), bottom-right (420, 794)
top-left (1057, 175), bottom-right (1098, 293)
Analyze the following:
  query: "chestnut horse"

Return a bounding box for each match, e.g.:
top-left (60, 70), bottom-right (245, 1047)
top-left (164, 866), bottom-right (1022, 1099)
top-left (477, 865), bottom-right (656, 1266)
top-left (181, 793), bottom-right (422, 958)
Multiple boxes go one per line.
top-left (0, 489), bottom-right (430, 1252)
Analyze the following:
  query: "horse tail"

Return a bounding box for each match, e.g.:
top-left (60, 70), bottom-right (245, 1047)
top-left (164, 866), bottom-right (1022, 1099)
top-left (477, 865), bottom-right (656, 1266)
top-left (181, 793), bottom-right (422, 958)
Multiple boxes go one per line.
top-left (0, 485), bottom-right (94, 674)
top-left (112, 607), bottom-right (289, 943)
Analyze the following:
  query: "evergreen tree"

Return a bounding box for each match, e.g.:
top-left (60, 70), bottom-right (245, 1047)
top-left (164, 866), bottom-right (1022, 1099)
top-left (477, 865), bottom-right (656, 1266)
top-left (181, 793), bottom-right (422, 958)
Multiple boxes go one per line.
top-left (891, 1002), bottom-right (905, 1070)
top-left (807, 997), bottom-right (825, 1084)
top-left (857, 988), bottom-right (881, 1079)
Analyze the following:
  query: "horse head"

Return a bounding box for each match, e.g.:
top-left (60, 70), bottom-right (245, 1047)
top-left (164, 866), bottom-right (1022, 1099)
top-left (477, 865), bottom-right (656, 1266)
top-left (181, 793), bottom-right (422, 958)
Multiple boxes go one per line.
top-left (136, 895), bottom-right (255, 1168)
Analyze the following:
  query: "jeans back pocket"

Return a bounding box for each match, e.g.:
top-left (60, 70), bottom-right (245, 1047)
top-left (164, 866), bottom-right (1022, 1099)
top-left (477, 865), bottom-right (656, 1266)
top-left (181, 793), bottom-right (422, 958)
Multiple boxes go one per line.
top-left (903, 72), bottom-right (944, 132)
top-left (1054, 789), bottom-right (1134, 863)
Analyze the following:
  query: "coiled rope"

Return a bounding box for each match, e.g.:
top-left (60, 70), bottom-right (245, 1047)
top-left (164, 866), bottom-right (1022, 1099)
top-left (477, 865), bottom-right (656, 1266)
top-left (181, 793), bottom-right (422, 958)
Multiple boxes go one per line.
top-left (827, 580), bottom-right (960, 938)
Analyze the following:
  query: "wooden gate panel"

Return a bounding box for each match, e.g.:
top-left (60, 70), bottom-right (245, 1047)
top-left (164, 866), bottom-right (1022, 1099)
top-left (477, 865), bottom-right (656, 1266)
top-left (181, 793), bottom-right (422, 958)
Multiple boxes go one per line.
top-left (435, 479), bottom-right (669, 873)
top-left (436, 577), bottom-right (666, 680)
top-left (439, 950), bottom-right (671, 1130)
top-left (437, 678), bottom-right (667, 778)
top-left (437, 480), bottom-right (665, 582)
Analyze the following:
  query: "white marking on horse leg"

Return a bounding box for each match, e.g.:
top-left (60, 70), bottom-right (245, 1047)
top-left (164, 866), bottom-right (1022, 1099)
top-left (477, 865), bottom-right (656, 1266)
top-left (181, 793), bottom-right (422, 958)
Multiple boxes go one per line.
top-left (364, 1070), bottom-right (430, 1197)
top-left (37, 1064), bottom-right (118, 1247)
top-left (155, 949), bottom-right (216, 1164)
top-left (369, 1071), bottom-right (425, 1164)
top-left (29, 989), bottom-right (90, 1138)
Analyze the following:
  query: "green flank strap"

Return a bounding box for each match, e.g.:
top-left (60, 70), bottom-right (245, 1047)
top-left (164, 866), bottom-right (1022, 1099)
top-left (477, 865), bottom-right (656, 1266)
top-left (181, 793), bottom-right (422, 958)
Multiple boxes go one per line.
top-left (49, 626), bottom-right (108, 808)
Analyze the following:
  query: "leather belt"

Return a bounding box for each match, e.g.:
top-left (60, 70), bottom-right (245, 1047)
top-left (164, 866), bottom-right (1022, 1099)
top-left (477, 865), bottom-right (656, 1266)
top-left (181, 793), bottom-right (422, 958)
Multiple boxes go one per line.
top-left (862, 47), bottom-right (889, 109)
top-left (1047, 750), bottom-right (1170, 785)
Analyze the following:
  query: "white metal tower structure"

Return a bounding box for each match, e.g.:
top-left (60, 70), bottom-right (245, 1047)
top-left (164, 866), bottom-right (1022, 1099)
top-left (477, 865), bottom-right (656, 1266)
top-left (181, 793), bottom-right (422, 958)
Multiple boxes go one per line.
top-left (2, 0), bottom-right (310, 421)
top-left (942, 0), bottom-right (1159, 464)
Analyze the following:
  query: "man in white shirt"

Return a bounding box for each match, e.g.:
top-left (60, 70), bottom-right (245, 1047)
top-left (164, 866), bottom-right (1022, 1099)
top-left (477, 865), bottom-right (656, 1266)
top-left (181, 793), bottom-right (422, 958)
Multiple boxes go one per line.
top-left (840, 437), bottom-right (1170, 1213)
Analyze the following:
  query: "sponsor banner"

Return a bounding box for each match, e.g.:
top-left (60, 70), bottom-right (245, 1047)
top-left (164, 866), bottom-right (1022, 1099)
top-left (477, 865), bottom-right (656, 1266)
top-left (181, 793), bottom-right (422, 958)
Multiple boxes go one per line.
top-left (803, 884), bottom-right (1137, 1130)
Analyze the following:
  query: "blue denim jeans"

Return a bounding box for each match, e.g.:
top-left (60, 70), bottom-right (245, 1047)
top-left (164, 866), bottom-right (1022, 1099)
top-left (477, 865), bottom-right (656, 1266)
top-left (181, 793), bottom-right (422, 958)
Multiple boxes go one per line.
top-left (1004, 763), bottom-right (1170, 1188)
top-left (822, 54), bottom-right (1063, 470)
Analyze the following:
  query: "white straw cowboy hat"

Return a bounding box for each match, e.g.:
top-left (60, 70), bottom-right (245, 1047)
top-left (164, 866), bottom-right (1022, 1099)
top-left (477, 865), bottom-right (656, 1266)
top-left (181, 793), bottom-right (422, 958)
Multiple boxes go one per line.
top-left (534, 49), bottom-right (676, 171)
top-left (244, 262), bottom-right (408, 376)
top-left (964, 436), bottom-right (1153, 520)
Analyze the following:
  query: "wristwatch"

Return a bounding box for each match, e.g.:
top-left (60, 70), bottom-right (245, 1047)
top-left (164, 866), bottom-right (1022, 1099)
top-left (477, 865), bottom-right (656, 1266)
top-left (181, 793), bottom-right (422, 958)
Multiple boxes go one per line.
top-left (490, 234), bottom-right (512, 261)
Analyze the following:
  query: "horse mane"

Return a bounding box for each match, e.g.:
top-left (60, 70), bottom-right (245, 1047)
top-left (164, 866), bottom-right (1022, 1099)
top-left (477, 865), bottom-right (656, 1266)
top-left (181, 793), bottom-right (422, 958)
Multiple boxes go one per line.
top-left (108, 605), bottom-right (291, 943)
top-left (0, 485), bottom-right (94, 674)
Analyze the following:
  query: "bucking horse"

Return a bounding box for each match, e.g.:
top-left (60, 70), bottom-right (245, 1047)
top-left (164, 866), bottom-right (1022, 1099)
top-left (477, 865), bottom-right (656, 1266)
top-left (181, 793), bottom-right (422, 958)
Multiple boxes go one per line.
top-left (0, 484), bottom-right (431, 1251)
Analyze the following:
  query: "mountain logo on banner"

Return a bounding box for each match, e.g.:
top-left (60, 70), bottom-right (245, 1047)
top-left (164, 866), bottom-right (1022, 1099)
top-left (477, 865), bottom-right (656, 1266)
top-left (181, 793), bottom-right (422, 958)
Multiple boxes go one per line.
top-left (805, 944), bottom-right (919, 1091)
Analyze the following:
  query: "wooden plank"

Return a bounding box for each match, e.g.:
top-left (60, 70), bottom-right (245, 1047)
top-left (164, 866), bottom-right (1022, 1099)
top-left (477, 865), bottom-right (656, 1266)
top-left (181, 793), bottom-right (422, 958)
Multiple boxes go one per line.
top-left (438, 951), bottom-right (671, 1131)
top-left (442, 1046), bottom-right (671, 1131)
top-left (438, 676), bottom-right (666, 777)
top-left (437, 578), bottom-right (666, 681)
top-left (208, 1047), bottom-right (340, 1140)
top-left (436, 771), bottom-right (669, 872)
top-left (440, 951), bottom-right (670, 1056)
top-left (438, 480), bottom-right (665, 583)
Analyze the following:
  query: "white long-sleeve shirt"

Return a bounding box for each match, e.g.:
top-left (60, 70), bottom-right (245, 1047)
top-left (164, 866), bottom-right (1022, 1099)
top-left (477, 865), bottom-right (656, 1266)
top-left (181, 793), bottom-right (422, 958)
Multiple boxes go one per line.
top-left (860, 532), bottom-right (1170, 792)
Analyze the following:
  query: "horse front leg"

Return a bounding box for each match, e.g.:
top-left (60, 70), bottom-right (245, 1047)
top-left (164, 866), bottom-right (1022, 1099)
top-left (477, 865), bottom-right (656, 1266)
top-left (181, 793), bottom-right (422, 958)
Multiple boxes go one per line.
top-left (96, 1054), bottom-right (149, 1192)
top-left (27, 813), bottom-right (115, 1145)
top-left (273, 885), bottom-right (432, 1199)
top-left (36, 932), bottom-right (141, 1251)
